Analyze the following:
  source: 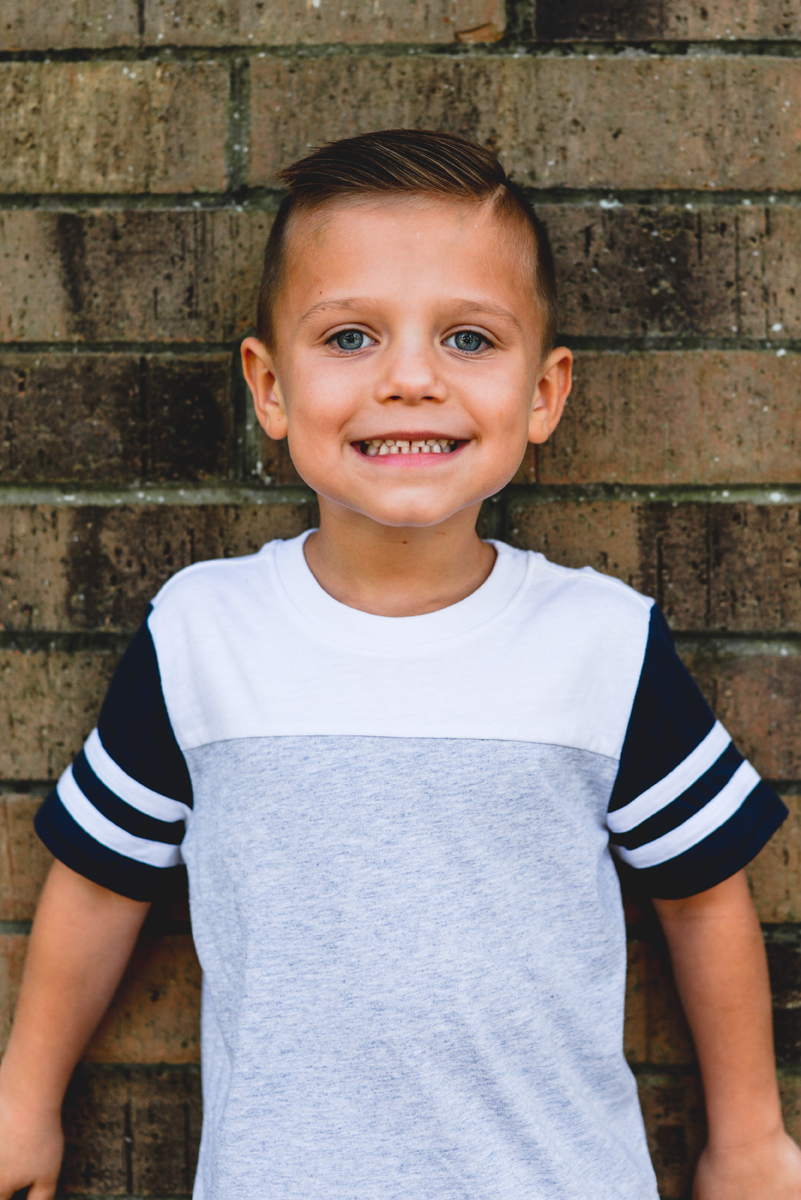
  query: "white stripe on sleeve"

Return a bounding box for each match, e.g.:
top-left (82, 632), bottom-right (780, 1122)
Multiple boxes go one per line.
top-left (84, 727), bottom-right (191, 823)
top-left (613, 760), bottom-right (760, 869)
top-left (56, 764), bottom-right (184, 868)
top-left (607, 720), bottom-right (731, 834)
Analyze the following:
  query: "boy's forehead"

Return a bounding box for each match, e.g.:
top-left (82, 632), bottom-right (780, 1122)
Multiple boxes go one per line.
top-left (280, 195), bottom-right (539, 312)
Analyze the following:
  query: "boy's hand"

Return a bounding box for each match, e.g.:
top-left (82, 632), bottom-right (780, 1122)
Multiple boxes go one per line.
top-left (693, 1128), bottom-right (801, 1199)
top-left (0, 1091), bottom-right (63, 1200)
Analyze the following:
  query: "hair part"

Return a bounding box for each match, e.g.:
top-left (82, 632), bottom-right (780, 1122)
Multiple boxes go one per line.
top-left (256, 129), bottom-right (558, 354)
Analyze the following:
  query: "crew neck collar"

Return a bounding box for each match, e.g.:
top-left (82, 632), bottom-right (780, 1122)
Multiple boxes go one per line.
top-left (270, 530), bottom-right (530, 652)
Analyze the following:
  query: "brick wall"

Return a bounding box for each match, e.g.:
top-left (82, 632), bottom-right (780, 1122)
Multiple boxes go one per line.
top-left (1, 3), bottom-right (800, 1197)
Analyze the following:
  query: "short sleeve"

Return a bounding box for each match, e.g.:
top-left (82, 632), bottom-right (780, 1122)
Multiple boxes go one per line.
top-left (607, 605), bottom-right (787, 899)
top-left (35, 611), bottom-right (193, 901)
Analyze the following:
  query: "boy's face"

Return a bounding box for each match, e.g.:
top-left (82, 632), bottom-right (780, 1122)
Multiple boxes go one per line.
top-left (243, 197), bottom-right (571, 530)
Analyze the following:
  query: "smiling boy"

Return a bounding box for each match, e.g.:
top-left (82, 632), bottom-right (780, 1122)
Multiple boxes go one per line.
top-left (1, 129), bottom-right (800, 1200)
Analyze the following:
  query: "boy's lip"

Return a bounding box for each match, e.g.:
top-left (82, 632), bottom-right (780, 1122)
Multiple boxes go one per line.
top-left (352, 432), bottom-right (466, 442)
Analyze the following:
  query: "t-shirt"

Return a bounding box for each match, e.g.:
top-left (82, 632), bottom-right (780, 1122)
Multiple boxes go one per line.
top-left (35, 533), bottom-right (786, 1200)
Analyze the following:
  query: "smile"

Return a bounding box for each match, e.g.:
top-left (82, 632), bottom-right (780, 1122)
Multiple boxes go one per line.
top-left (358, 438), bottom-right (459, 457)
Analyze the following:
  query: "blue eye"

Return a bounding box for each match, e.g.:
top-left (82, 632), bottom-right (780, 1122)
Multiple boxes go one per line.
top-left (331, 330), bottom-right (370, 351)
top-left (447, 331), bottom-right (489, 353)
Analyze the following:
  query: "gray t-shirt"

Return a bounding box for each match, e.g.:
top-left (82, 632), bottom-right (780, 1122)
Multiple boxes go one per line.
top-left (36, 533), bottom-right (786, 1198)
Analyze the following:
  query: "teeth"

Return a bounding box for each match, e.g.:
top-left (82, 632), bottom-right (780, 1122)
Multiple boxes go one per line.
top-left (362, 438), bottom-right (458, 456)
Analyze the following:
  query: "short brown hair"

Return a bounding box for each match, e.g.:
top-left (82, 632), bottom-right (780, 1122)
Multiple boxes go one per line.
top-left (256, 129), bottom-right (558, 352)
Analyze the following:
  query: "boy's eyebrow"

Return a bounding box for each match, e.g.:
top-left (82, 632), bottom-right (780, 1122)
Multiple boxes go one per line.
top-left (297, 296), bottom-right (524, 332)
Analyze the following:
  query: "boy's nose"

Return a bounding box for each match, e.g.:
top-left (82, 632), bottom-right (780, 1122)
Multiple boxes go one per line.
top-left (374, 345), bottom-right (447, 405)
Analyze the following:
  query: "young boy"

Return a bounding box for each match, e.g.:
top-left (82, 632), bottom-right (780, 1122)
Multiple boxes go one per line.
top-left (0, 129), bottom-right (799, 1200)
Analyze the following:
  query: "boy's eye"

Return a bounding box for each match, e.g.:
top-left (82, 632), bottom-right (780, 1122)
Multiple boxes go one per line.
top-left (329, 329), bottom-right (373, 351)
top-left (445, 331), bottom-right (491, 353)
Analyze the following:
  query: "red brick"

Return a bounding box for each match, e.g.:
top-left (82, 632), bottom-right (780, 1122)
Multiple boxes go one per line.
top-left (0, 353), bottom-right (234, 484)
top-left (0, 794), bottom-right (51, 922)
top-left (536, 0), bottom-right (801, 40)
top-left (145, 0), bottom-right (504, 45)
top-left (681, 650), bottom-right (801, 780)
top-left (0, 209), bottom-right (271, 343)
top-left (0, 933), bottom-right (27, 1050)
top-left (85, 934), bottom-right (201, 1064)
top-left (748, 794), bottom-right (801, 923)
top-left (248, 54), bottom-right (801, 191)
top-left (506, 500), bottom-right (801, 633)
top-left (61, 1064), bottom-right (201, 1194)
top-left (1, 0), bottom-right (137, 50)
top-left (543, 203), bottom-right (801, 341)
top-left (521, 351), bottom-right (801, 486)
top-left (625, 938), bottom-right (696, 1067)
top-left (0, 62), bottom-right (228, 193)
top-left (0, 648), bottom-right (118, 779)
top-left (0, 501), bottom-right (316, 632)
top-left (637, 1073), bottom-right (705, 1200)
top-left (3, 204), bottom-right (799, 344)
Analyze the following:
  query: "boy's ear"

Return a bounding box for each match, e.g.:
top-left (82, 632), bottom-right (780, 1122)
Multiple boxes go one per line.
top-left (527, 346), bottom-right (573, 445)
top-left (241, 337), bottom-right (289, 440)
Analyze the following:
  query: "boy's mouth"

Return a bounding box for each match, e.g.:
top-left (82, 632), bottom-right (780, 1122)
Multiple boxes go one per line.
top-left (356, 437), bottom-right (460, 457)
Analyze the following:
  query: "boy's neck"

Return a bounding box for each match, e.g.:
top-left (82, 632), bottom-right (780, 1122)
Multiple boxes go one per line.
top-left (303, 499), bottom-right (497, 617)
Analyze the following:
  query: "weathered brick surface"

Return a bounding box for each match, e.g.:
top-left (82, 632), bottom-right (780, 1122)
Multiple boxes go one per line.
top-left (1, 0), bottom-right (137, 50)
top-left (85, 934), bottom-right (201, 1064)
top-left (625, 937), bottom-right (696, 1067)
top-left (0, 502), bottom-right (315, 632)
top-left (544, 203), bottom-right (801, 341)
top-left (0, 793), bottom-right (51, 921)
top-left (0, 354), bottom-right (233, 484)
top-left (681, 651), bottom-right (801, 781)
top-left (767, 931), bottom-right (801, 1067)
top-left (0, 933), bottom-right (27, 1051)
top-left (520, 350), bottom-right (801, 486)
top-left (0, 209), bottom-right (272, 343)
top-left (636, 1073), bottom-right (705, 1200)
top-left (4, 204), bottom-right (801, 344)
top-left (636, 1070), bottom-right (801, 1197)
top-left (507, 500), bottom-right (801, 633)
top-left (749, 795), bottom-right (801, 923)
top-left (535, 0), bottom-right (801, 40)
top-left (0, 649), bottom-right (118, 778)
top-left (146, 0), bottom-right (504, 45)
top-left (61, 1064), bottom-right (201, 1194)
top-left (3, 499), bottom-right (798, 633)
top-left (0, 62), bottom-right (228, 194)
top-left (249, 55), bottom-right (801, 190)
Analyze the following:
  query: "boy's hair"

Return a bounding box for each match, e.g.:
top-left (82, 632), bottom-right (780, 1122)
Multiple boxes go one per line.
top-left (256, 128), bottom-right (558, 353)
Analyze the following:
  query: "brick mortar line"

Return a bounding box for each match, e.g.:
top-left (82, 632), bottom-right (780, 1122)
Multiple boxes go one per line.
top-left (0, 342), bottom-right (241, 354)
top-left (1, 482), bottom-right (800, 507)
top-left (0, 779), bottom-right (55, 792)
top-left (0, 630), bottom-right (798, 654)
top-left (672, 635), bottom-right (801, 657)
top-left (3, 41), bottom-right (801, 65)
top-left (0, 483), bottom-right (316, 506)
top-left (506, 483), bottom-right (801, 504)
top-left (2, 338), bottom-right (798, 355)
top-left (3, 189), bottom-right (801, 211)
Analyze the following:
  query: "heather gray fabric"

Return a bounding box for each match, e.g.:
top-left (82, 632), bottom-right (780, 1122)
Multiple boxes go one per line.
top-left (183, 735), bottom-right (658, 1200)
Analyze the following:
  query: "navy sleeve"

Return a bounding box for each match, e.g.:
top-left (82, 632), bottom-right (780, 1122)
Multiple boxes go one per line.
top-left (608, 605), bottom-right (787, 899)
top-left (35, 611), bottom-right (192, 901)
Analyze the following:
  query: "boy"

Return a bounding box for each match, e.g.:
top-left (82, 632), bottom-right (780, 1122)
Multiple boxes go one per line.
top-left (0, 129), bottom-right (799, 1199)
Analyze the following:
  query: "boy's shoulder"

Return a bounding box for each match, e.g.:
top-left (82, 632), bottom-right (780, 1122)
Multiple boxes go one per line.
top-left (147, 534), bottom-right (654, 657)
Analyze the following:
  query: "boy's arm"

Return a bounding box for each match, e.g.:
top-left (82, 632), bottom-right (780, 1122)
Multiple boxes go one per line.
top-left (0, 860), bottom-right (150, 1200)
top-left (653, 869), bottom-right (801, 1200)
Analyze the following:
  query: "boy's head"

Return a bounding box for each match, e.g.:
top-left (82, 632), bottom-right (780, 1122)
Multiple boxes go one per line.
top-left (257, 129), bottom-right (558, 357)
top-left (242, 129), bottom-right (572, 532)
